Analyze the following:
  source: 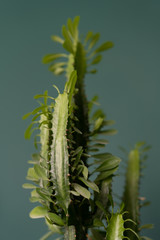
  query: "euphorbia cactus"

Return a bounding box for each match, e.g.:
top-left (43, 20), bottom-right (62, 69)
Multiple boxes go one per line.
top-left (23, 16), bottom-right (153, 240)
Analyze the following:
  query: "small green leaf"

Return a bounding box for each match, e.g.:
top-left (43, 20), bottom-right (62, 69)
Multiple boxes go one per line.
top-left (73, 126), bottom-right (82, 134)
top-left (95, 167), bottom-right (119, 182)
top-left (88, 33), bottom-right (100, 50)
top-left (79, 177), bottom-right (99, 192)
top-left (29, 197), bottom-right (41, 203)
top-left (135, 141), bottom-right (146, 149)
top-left (22, 112), bottom-right (32, 120)
top-left (91, 109), bottom-right (105, 120)
top-left (72, 183), bottom-right (90, 199)
top-left (88, 69), bottom-right (97, 74)
top-left (32, 105), bottom-right (47, 115)
top-left (34, 94), bottom-right (55, 100)
top-left (62, 25), bottom-right (74, 53)
top-left (103, 120), bottom-right (115, 126)
top-left (29, 206), bottom-right (48, 219)
top-left (26, 167), bottom-right (39, 181)
top-left (92, 139), bottom-right (109, 144)
top-left (95, 157), bottom-right (121, 172)
top-left (72, 146), bottom-right (83, 156)
top-left (22, 183), bottom-right (36, 189)
top-left (67, 18), bottom-right (74, 37)
top-left (142, 145), bottom-right (152, 152)
top-left (82, 165), bottom-right (88, 180)
top-left (93, 152), bottom-right (112, 159)
top-left (91, 55), bottom-right (102, 65)
top-left (34, 164), bottom-right (48, 180)
top-left (93, 117), bottom-right (104, 131)
top-left (48, 212), bottom-right (65, 226)
top-left (85, 31), bottom-right (93, 44)
top-left (42, 53), bottom-right (67, 64)
top-left (70, 190), bottom-right (80, 196)
top-left (139, 224), bottom-right (154, 230)
top-left (73, 16), bottom-right (80, 33)
top-left (36, 188), bottom-right (52, 202)
top-left (45, 218), bottom-right (63, 234)
top-left (90, 143), bottom-right (105, 149)
top-left (51, 35), bottom-right (64, 44)
top-left (32, 153), bottom-right (40, 161)
top-left (99, 129), bottom-right (117, 135)
top-left (94, 41), bottom-right (114, 53)
top-left (73, 148), bottom-right (83, 167)
top-left (49, 62), bottom-right (66, 72)
top-left (24, 123), bottom-right (34, 139)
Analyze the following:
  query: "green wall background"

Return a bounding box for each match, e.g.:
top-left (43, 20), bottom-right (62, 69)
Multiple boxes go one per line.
top-left (0, 0), bottom-right (159, 239)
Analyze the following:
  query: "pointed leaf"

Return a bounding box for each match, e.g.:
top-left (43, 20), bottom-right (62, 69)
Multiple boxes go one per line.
top-left (42, 53), bottom-right (67, 64)
top-left (22, 183), bottom-right (37, 189)
top-left (67, 18), bottom-right (74, 37)
top-left (88, 33), bottom-right (100, 50)
top-left (72, 146), bottom-right (83, 156)
top-left (73, 16), bottom-right (80, 33)
top-left (82, 165), bottom-right (88, 180)
top-left (139, 224), bottom-right (154, 230)
top-left (29, 206), bottom-right (48, 219)
top-left (99, 129), bottom-right (117, 135)
top-left (85, 31), bottom-right (93, 44)
top-left (70, 190), bottom-right (80, 196)
top-left (62, 25), bottom-right (74, 53)
top-left (48, 212), bottom-right (65, 226)
top-left (36, 188), bottom-right (52, 202)
top-left (88, 69), bottom-right (97, 74)
top-left (95, 157), bottom-right (121, 172)
top-left (93, 152), bottom-right (112, 159)
top-left (26, 167), bottom-right (39, 181)
top-left (34, 164), bottom-right (48, 180)
top-left (51, 35), bottom-right (64, 44)
top-left (91, 55), bottom-right (102, 65)
top-left (22, 112), bottom-right (32, 120)
top-left (72, 183), bottom-right (90, 199)
top-left (95, 167), bottom-right (119, 182)
top-left (92, 139), bottom-right (109, 144)
top-left (79, 177), bottom-right (99, 192)
top-left (24, 123), bottom-right (34, 139)
top-left (94, 41), bottom-right (114, 53)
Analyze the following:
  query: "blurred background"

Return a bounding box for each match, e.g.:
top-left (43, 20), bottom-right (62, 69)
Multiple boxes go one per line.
top-left (0, 0), bottom-right (159, 239)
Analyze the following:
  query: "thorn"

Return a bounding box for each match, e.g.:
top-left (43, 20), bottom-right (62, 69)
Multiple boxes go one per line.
top-left (139, 196), bottom-right (146, 201)
top-left (67, 174), bottom-right (70, 177)
top-left (66, 213), bottom-right (69, 217)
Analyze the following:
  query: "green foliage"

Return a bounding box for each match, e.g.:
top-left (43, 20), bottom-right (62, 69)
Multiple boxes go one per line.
top-left (23, 17), bottom-right (153, 240)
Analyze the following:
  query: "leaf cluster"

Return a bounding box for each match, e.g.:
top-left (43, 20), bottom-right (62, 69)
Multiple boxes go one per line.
top-left (23, 17), bottom-right (153, 240)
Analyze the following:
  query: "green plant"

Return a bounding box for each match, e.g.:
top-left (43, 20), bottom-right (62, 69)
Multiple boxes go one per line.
top-left (23, 16), bottom-right (153, 240)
